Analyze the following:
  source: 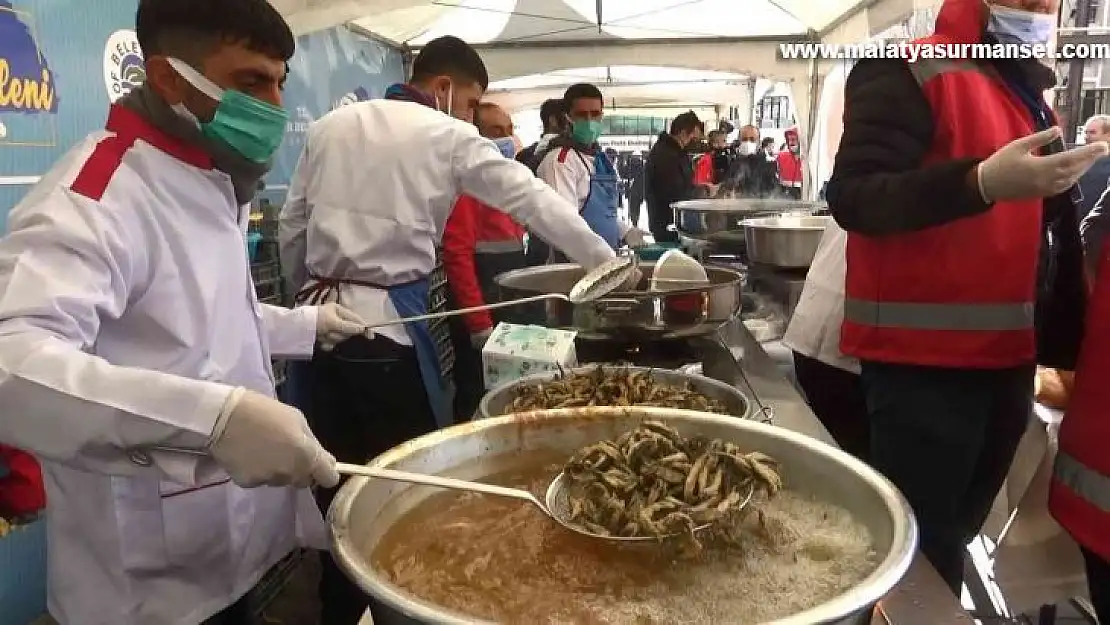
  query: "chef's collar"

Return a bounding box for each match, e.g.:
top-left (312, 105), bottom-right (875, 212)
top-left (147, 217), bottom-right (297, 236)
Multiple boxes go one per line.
top-left (116, 84), bottom-right (271, 205)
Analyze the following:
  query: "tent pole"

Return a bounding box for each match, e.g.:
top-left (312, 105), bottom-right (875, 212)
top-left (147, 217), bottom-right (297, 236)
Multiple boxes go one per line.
top-left (1058, 0), bottom-right (1097, 139)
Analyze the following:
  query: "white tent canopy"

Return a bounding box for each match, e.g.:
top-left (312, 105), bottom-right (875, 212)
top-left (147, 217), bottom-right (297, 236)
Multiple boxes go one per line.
top-left (269, 0), bottom-right (907, 44)
top-left (484, 65), bottom-right (749, 111)
top-left (268, 0), bottom-right (932, 196)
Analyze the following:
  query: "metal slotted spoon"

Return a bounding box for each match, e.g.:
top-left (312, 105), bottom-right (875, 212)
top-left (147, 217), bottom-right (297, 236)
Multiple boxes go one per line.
top-left (337, 463), bottom-right (753, 544)
top-left (359, 254), bottom-right (641, 333)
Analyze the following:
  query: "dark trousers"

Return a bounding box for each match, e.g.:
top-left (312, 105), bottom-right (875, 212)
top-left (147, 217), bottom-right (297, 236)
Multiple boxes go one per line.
top-left (628, 192), bottom-right (643, 227)
top-left (792, 352), bottom-right (869, 461)
top-left (780, 185), bottom-right (802, 200)
top-left (449, 319), bottom-right (483, 421)
top-left (203, 596), bottom-right (252, 625)
top-left (1083, 547), bottom-right (1110, 622)
top-left (306, 335), bottom-right (440, 625)
top-left (860, 360), bottom-right (1032, 593)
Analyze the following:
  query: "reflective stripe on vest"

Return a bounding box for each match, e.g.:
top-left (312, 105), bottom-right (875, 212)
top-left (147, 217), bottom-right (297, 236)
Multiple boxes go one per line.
top-left (907, 57), bottom-right (989, 84)
top-left (475, 240), bottom-right (524, 254)
top-left (1055, 451), bottom-right (1110, 512)
top-left (843, 298), bottom-right (1034, 331)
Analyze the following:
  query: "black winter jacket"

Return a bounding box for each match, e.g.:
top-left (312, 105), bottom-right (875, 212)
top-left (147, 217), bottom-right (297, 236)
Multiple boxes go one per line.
top-left (827, 58), bottom-right (1086, 370)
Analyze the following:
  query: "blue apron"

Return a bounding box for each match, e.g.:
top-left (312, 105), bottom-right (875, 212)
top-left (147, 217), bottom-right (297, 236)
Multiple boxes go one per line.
top-left (291, 276), bottom-right (453, 430)
top-left (386, 279), bottom-right (453, 429)
top-left (576, 150), bottom-right (622, 249)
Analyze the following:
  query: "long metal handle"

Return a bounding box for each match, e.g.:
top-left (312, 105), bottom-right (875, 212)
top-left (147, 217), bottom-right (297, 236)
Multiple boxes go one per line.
top-left (336, 463), bottom-right (538, 504)
top-left (362, 294), bottom-right (566, 331)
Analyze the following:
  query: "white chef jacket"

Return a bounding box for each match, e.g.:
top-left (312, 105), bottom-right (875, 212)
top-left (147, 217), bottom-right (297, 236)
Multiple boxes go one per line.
top-left (537, 146), bottom-right (634, 240)
top-left (0, 105), bottom-right (324, 625)
top-left (781, 222), bottom-right (861, 374)
top-left (279, 100), bottom-right (614, 345)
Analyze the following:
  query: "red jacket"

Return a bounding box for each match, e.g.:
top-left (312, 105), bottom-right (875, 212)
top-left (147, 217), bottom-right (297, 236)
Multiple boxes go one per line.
top-left (0, 445), bottom-right (45, 517)
top-left (1050, 243), bottom-right (1110, 561)
top-left (442, 195), bottom-right (525, 333)
top-left (840, 0), bottom-right (1043, 368)
top-left (776, 128), bottom-right (803, 187)
top-left (693, 154), bottom-right (715, 185)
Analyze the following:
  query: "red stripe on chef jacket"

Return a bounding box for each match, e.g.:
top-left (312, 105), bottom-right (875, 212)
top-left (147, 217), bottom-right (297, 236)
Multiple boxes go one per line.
top-left (71, 105), bottom-right (214, 201)
top-left (442, 195), bottom-right (526, 333)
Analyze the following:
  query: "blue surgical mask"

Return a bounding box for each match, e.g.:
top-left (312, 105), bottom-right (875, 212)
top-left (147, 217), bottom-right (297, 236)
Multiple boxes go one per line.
top-left (167, 58), bottom-right (288, 163)
top-left (985, 4), bottom-right (1056, 46)
top-left (571, 119), bottom-right (603, 145)
top-left (493, 136), bottom-right (516, 158)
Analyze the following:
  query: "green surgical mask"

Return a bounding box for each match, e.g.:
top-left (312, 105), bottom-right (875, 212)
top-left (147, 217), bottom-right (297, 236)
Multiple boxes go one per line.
top-left (571, 119), bottom-right (602, 145)
top-left (167, 57), bottom-right (288, 163)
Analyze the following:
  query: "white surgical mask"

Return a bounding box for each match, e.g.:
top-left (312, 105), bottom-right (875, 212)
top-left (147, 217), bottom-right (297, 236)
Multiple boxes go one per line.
top-left (738, 141), bottom-right (758, 156)
top-left (985, 3), bottom-right (1055, 46)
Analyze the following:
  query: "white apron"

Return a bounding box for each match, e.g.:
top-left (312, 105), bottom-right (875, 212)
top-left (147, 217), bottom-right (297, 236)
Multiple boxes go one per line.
top-left (0, 106), bottom-right (325, 625)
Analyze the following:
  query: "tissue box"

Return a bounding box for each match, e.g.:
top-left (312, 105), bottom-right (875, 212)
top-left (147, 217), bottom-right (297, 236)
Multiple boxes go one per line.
top-left (482, 323), bottom-right (577, 389)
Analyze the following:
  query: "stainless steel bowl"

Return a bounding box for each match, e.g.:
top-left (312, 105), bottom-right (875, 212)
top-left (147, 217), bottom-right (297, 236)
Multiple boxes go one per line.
top-left (329, 407), bottom-right (918, 625)
top-left (672, 199), bottom-right (825, 241)
top-left (741, 215), bottom-right (832, 268)
top-left (477, 366), bottom-right (752, 419)
top-left (494, 262), bottom-right (742, 340)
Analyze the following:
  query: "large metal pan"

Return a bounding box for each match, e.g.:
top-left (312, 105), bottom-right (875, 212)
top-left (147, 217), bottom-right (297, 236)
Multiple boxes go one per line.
top-left (477, 365), bottom-right (752, 419)
top-left (672, 198), bottom-right (825, 240)
top-left (741, 215), bottom-right (832, 268)
top-left (494, 262), bottom-right (742, 340)
top-left (329, 406), bottom-right (918, 625)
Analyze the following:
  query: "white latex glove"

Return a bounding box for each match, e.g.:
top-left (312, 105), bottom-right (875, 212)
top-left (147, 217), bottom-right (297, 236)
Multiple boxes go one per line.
top-left (317, 303), bottom-right (367, 350)
top-left (208, 388), bottom-right (340, 488)
top-left (471, 327), bottom-right (494, 349)
top-left (977, 127), bottom-right (1109, 203)
top-left (623, 227), bottom-right (647, 248)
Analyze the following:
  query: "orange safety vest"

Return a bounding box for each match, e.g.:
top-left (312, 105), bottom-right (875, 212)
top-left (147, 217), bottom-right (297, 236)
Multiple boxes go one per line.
top-left (840, 51), bottom-right (1043, 368)
top-left (1049, 242), bottom-right (1110, 561)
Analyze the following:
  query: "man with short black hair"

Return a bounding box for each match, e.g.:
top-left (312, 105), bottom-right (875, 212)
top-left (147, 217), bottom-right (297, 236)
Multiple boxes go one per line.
top-left (534, 83), bottom-right (643, 260)
top-left (645, 111), bottom-right (710, 242)
top-left (0, 1), bottom-right (374, 624)
top-left (517, 98), bottom-right (566, 172)
top-left (280, 37), bottom-right (617, 623)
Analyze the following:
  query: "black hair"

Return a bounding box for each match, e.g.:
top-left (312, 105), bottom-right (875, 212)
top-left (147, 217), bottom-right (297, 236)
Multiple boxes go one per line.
top-left (539, 98), bottom-right (565, 126)
top-left (670, 111), bottom-right (701, 135)
top-left (411, 36), bottom-right (489, 90)
top-left (707, 130), bottom-right (725, 141)
top-left (761, 137), bottom-right (776, 148)
top-left (136, 0), bottom-right (295, 62)
top-left (563, 83), bottom-right (604, 109)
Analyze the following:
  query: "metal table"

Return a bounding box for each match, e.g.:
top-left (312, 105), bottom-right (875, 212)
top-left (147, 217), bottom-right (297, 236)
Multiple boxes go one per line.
top-left (702, 318), bottom-right (974, 625)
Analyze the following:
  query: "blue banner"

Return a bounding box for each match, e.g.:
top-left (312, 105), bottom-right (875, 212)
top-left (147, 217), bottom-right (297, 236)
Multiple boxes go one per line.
top-left (0, 1), bottom-right (58, 148)
top-left (267, 27), bottom-right (405, 188)
top-left (0, 0), bottom-right (404, 230)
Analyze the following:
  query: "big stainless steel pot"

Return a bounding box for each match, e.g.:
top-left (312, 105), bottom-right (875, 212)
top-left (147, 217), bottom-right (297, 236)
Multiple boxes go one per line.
top-left (672, 199), bottom-right (825, 240)
top-left (329, 406), bottom-right (918, 625)
top-left (494, 262), bottom-right (742, 340)
top-left (477, 365), bottom-right (752, 419)
top-left (741, 215), bottom-right (832, 268)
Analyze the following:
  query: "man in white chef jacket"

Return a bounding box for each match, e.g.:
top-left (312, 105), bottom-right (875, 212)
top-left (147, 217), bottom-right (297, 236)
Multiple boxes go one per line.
top-left (0, 2), bottom-right (368, 624)
top-left (781, 222), bottom-right (868, 460)
top-left (535, 82), bottom-right (645, 261)
top-left (279, 35), bottom-right (619, 623)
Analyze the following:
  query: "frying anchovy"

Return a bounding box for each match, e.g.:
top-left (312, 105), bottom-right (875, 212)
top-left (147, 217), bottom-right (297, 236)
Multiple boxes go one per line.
top-left (559, 419), bottom-right (782, 548)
